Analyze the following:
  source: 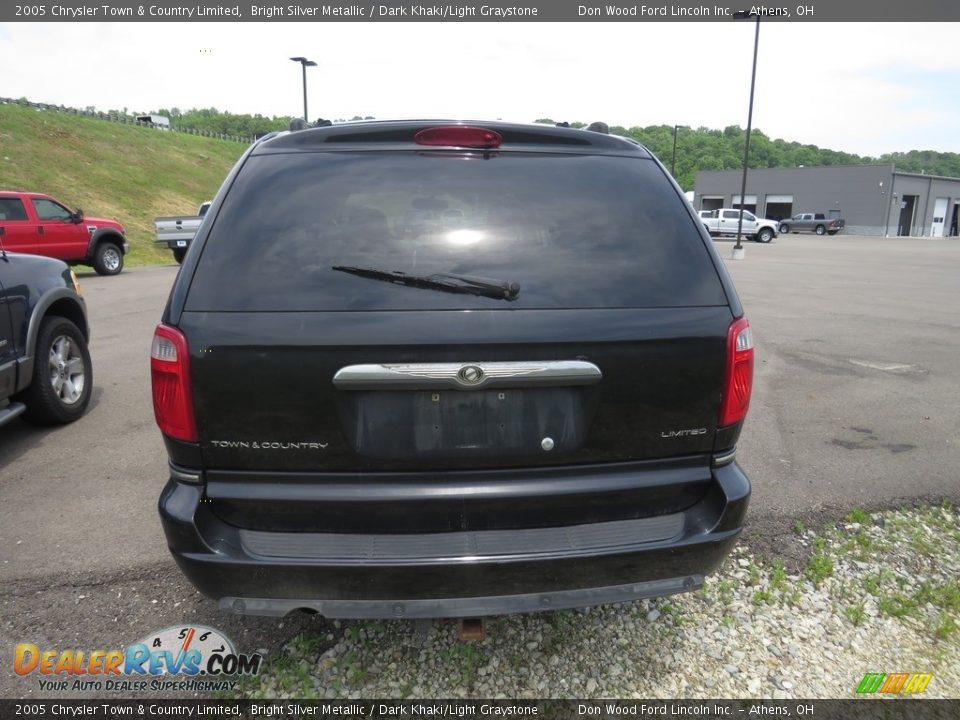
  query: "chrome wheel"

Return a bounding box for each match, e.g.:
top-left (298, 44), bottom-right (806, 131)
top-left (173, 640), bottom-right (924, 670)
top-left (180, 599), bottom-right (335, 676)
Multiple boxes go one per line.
top-left (48, 334), bottom-right (86, 405)
top-left (102, 246), bottom-right (121, 272)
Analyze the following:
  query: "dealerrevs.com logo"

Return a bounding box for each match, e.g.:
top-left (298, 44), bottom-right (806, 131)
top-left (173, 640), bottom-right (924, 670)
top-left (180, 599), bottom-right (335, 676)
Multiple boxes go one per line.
top-left (14, 625), bottom-right (262, 693)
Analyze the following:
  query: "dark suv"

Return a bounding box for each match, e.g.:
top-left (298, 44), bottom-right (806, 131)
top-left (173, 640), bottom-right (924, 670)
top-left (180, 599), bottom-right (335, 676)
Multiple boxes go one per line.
top-left (153, 121), bottom-right (753, 619)
top-left (1, 251), bottom-right (92, 427)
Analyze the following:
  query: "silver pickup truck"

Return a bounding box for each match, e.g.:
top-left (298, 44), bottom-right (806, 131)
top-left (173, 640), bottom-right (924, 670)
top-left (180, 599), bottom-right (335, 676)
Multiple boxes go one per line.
top-left (778, 213), bottom-right (845, 236)
top-left (154, 201), bottom-right (211, 264)
top-left (698, 208), bottom-right (778, 243)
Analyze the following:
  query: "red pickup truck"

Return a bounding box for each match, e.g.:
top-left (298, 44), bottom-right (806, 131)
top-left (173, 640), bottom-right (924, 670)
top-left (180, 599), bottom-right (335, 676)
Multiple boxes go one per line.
top-left (0, 191), bottom-right (129, 275)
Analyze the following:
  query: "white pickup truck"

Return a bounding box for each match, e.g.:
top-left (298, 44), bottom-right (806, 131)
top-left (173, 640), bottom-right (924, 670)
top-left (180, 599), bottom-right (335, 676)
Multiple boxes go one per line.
top-left (154, 201), bottom-right (211, 264)
top-left (698, 208), bottom-right (778, 243)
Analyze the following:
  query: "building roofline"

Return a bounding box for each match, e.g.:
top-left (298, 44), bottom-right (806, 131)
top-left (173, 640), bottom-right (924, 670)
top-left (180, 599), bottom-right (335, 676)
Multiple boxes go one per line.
top-left (696, 164), bottom-right (960, 183)
top-left (696, 163), bottom-right (895, 175)
top-left (892, 170), bottom-right (960, 182)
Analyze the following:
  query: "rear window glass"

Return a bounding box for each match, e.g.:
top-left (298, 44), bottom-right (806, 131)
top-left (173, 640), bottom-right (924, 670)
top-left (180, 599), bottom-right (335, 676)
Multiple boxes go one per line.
top-left (186, 151), bottom-right (726, 311)
top-left (0, 198), bottom-right (28, 220)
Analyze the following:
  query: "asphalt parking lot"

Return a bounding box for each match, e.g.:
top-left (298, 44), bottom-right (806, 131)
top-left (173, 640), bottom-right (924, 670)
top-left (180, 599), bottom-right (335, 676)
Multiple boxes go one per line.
top-left (725, 235), bottom-right (960, 530)
top-left (1, 235), bottom-right (959, 698)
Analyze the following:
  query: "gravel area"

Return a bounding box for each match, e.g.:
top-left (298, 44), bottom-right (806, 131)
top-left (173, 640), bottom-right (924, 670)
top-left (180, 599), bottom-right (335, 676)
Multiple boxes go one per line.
top-left (240, 504), bottom-right (960, 699)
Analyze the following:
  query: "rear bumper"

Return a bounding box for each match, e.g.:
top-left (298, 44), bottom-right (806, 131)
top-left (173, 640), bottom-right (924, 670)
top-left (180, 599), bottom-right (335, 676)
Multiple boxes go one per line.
top-left (159, 460), bottom-right (750, 618)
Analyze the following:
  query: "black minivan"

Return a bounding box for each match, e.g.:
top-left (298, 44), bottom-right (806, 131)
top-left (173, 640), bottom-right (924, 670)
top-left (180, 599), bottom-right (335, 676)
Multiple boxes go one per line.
top-left (153, 121), bottom-right (753, 618)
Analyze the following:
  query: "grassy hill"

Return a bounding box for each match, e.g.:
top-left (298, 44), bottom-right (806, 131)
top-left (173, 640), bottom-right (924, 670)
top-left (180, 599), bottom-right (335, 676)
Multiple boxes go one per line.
top-left (0, 103), bottom-right (246, 266)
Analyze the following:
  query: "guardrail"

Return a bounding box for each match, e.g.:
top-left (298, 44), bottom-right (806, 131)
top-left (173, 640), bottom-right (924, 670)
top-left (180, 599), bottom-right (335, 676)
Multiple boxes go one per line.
top-left (0, 96), bottom-right (253, 144)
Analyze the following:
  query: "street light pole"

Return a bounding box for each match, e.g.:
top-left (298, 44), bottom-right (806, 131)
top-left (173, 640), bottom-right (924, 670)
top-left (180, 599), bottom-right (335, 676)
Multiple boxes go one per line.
top-left (290, 56), bottom-right (317, 122)
top-left (733, 11), bottom-right (760, 259)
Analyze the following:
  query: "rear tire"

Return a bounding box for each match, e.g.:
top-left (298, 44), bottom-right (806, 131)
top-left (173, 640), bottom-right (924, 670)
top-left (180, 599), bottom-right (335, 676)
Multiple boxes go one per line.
top-left (17, 317), bottom-right (92, 425)
top-left (756, 227), bottom-right (774, 243)
top-left (173, 248), bottom-right (186, 264)
top-left (93, 242), bottom-right (123, 275)
top-left (815, 225), bottom-right (826, 236)
top-left (779, 224), bottom-right (790, 234)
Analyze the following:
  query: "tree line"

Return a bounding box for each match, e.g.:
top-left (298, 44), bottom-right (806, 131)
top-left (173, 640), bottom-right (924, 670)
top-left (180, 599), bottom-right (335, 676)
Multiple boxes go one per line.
top-left (537, 120), bottom-right (960, 190)
top-left (153, 107), bottom-right (293, 137)
top-left (151, 108), bottom-right (960, 190)
top-left (664, 127), bottom-right (960, 190)
top-left (151, 107), bottom-right (375, 139)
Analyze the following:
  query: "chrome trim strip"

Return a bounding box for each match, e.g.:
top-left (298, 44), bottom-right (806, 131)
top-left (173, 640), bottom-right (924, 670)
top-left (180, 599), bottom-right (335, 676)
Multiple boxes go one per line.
top-left (169, 462), bottom-right (202, 484)
top-left (713, 448), bottom-right (737, 467)
top-left (333, 360), bottom-right (602, 390)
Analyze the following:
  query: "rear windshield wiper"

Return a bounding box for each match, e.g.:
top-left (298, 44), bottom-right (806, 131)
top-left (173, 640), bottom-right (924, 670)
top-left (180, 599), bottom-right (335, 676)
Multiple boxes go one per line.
top-left (332, 266), bottom-right (520, 301)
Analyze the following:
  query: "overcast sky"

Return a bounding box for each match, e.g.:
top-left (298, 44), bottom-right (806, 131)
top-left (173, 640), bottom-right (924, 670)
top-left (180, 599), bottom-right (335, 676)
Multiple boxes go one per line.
top-left (2, 21), bottom-right (958, 157)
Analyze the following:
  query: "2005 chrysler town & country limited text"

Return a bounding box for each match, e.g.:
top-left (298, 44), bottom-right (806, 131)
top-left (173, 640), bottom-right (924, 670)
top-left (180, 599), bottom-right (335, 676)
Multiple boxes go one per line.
top-left (152, 121), bottom-right (754, 618)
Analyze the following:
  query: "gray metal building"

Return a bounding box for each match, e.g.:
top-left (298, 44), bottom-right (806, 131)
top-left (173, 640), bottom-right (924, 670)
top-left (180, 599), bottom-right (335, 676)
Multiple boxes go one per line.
top-left (694, 164), bottom-right (960, 237)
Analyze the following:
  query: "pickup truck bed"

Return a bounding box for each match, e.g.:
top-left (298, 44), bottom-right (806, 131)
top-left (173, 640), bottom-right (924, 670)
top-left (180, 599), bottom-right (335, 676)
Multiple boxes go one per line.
top-left (154, 202), bottom-right (211, 263)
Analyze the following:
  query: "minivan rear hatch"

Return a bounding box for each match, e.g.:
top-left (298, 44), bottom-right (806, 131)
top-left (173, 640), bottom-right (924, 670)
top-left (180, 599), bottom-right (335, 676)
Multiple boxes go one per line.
top-left (179, 141), bottom-right (734, 473)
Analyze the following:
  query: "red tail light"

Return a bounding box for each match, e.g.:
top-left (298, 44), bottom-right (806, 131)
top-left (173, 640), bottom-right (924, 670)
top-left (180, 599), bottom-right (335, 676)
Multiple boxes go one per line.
top-left (718, 317), bottom-right (754, 427)
top-left (414, 126), bottom-right (502, 149)
top-left (151, 324), bottom-right (197, 442)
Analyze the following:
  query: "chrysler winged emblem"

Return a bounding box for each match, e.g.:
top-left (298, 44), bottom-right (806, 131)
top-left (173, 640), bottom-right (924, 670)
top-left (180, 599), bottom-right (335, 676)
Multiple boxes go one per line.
top-left (456, 365), bottom-right (485, 386)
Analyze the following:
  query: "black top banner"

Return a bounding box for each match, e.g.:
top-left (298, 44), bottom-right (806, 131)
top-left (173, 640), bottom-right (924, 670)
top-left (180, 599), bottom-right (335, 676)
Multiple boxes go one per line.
top-left (4, 0), bottom-right (960, 22)
top-left (1, 699), bottom-right (960, 720)
top-left (0, 699), bottom-right (960, 720)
